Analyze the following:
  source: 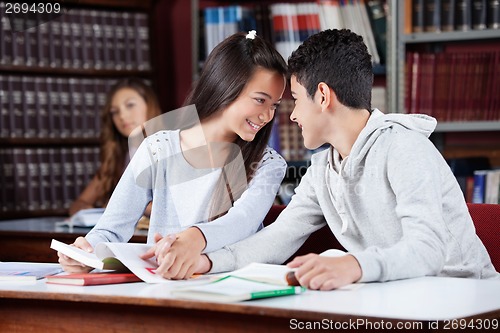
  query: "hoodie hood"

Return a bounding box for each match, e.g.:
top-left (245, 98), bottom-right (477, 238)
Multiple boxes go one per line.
top-left (338, 109), bottom-right (437, 177)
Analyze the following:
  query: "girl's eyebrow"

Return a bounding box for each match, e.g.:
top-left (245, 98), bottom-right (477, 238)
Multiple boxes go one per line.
top-left (254, 91), bottom-right (272, 99)
top-left (254, 92), bottom-right (282, 102)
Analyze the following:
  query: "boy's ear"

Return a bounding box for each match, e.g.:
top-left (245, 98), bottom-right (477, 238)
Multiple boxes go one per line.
top-left (316, 82), bottom-right (333, 111)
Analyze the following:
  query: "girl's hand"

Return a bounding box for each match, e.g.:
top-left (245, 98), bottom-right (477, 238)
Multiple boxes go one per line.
top-left (153, 227), bottom-right (207, 280)
top-left (57, 236), bottom-right (94, 274)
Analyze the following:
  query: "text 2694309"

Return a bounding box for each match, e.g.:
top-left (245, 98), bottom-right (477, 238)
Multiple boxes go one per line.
top-left (4, 2), bottom-right (61, 14)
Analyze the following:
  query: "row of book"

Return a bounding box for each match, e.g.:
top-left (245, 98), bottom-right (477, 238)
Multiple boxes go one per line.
top-left (0, 147), bottom-right (100, 213)
top-left (471, 169), bottom-right (500, 203)
top-left (0, 3), bottom-right (151, 71)
top-left (405, 48), bottom-right (500, 121)
top-left (409, 0), bottom-right (500, 33)
top-left (202, 0), bottom-right (387, 65)
top-left (0, 75), bottom-right (121, 139)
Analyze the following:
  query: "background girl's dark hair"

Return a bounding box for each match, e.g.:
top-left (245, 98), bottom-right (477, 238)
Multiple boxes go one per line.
top-left (97, 77), bottom-right (162, 205)
top-left (184, 32), bottom-right (287, 219)
top-left (288, 29), bottom-right (373, 111)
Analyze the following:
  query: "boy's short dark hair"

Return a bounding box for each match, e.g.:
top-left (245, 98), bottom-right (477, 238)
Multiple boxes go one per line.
top-left (287, 29), bottom-right (373, 111)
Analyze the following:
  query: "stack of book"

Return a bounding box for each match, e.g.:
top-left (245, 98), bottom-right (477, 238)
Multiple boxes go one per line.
top-left (0, 5), bottom-right (151, 70)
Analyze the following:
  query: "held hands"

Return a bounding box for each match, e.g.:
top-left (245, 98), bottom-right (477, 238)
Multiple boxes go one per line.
top-left (57, 236), bottom-right (95, 274)
top-left (140, 227), bottom-right (207, 280)
top-left (287, 253), bottom-right (362, 290)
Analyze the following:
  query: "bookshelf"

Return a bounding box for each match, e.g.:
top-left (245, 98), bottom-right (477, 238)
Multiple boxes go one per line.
top-left (0, 0), bottom-right (155, 219)
top-left (387, 0), bottom-right (500, 169)
top-left (388, 1), bottom-right (500, 128)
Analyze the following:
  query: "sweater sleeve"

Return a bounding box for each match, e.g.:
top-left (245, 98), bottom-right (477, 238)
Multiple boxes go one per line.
top-left (85, 141), bottom-right (153, 247)
top-left (196, 147), bottom-right (286, 253)
top-left (207, 158), bottom-right (327, 273)
top-left (351, 134), bottom-right (451, 282)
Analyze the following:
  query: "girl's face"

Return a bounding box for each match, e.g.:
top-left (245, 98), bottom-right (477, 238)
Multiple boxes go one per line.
top-left (223, 68), bottom-right (286, 142)
top-left (110, 88), bottom-right (148, 137)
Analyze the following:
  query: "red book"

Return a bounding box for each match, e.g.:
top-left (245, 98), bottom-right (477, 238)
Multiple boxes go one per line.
top-left (46, 272), bottom-right (142, 286)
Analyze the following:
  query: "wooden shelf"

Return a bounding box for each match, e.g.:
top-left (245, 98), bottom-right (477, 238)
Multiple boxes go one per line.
top-left (0, 65), bottom-right (152, 78)
top-left (64, 0), bottom-right (152, 10)
top-left (435, 122), bottom-right (500, 133)
top-left (0, 138), bottom-right (100, 146)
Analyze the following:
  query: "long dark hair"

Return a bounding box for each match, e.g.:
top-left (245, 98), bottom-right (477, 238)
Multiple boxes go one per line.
top-left (184, 32), bottom-right (287, 220)
top-left (97, 77), bottom-right (161, 205)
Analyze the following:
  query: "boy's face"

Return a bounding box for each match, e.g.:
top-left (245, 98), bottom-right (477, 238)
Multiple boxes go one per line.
top-left (290, 75), bottom-right (325, 150)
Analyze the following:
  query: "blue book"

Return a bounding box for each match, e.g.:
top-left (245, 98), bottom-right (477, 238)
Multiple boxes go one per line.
top-left (472, 170), bottom-right (488, 203)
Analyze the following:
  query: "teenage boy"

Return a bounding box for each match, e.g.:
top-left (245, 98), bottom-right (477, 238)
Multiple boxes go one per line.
top-left (191, 29), bottom-right (498, 289)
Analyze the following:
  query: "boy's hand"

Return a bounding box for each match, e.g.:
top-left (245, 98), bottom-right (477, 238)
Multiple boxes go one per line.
top-left (57, 236), bottom-right (94, 274)
top-left (194, 254), bottom-right (212, 274)
top-left (140, 232), bottom-right (177, 261)
top-left (287, 253), bottom-right (362, 290)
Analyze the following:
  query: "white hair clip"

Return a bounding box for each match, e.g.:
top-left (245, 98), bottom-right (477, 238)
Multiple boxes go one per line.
top-left (246, 30), bottom-right (257, 40)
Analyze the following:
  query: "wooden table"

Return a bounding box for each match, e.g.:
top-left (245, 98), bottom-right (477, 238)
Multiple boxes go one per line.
top-left (0, 217), bottom-right (147, 262)
top-left (0, 276), bottom-right (499, 332)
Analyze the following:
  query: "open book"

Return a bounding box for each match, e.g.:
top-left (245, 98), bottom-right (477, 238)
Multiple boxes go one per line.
top-left (50, 239), bottom-right (201, 284)
top-left (225, 262), bottom-right (299, 286)
top-left (0, 262), bottom-right (63, 282)
top-left (172, 263), bottom-right (306, 303)
top-left (171, 275), bottom-right (306, 303)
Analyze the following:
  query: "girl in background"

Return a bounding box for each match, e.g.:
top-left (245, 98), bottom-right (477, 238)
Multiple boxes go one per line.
top-left (69, 78), bottom-right (161, 216)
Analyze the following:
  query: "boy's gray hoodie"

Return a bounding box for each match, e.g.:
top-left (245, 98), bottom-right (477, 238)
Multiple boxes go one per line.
top-left (208, 109), bottom-right (499, 281)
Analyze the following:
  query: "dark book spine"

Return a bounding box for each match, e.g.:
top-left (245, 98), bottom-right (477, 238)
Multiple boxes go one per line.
top-left (45, 77), bottom-right (57, 138)
top-left (412, 0), bottom-right (425, 32)
top-left (37, 12), bottom-right (50, 67)
top-left (136, 13), bottom-right (151, 70)
top-left (61, 12), bottom-right (72, 68)
top-left (123, 12), bottom-right (134, 70)
top-left (13, 148), bottom-right (28, 211)
top-left (472, 0), bottom-right (487, 29)
top-left (487, 0), bottom-right (500, 29)
top-left (23, 77), bottom-right (37, 138)
top-left (60, 147), bottom-right (73, 209)
top-left (68, 78), bottom-right (82, 138)
top-left (441, 0), bottom-right (456, 31)
top-left (90, 10), bottom-right (103, 69)
top-left (36, 148), bottom-right (51, 210)
top-left (1, 148), bottom-right (15, 212)
top-left (72, 147), bottom-right (84, 200)
top-left (12, 30), bottom-right (24, 66)
top-left (366, 0), bottom-right (388, 64)
top-left (48, 148), bottom-right (62, 210)
top-left (48, 16), bottom-right (62, 68)
top-left (35, 77), bottom-right (49, 138)
top-left (57, 78), bottom-right (71, 138)
top-left (0, 2), bottom-right (9, 65)
top-left (0, 74), bottom-right (8, 137)
top-left (424, 0), bottom-right (442, 31)
top-left (101, 11), bottom-right (114, 70)
top-left (24, 14), bottom-right (37, 66)
top-left (455, 0), bottom-right (472, 30)
top-left (11, 76), bottom-right (23, 138)
top-left (25, 148), bottom-right (40, 211)
top-left (69, 9), bottom-right (83, 69)
top-left (81, 9), bottom-right (93, 69)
